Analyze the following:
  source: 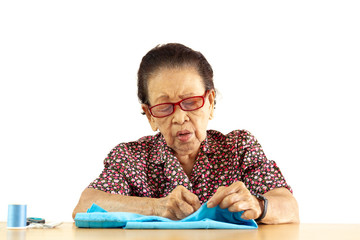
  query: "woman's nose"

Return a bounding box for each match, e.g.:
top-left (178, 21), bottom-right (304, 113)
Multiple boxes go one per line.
top-left (171, 105), bottom-right (189, 124)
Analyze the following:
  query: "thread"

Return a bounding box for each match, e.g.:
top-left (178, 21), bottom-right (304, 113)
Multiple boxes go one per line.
top-left (7, 204), bottom-right (27, 229)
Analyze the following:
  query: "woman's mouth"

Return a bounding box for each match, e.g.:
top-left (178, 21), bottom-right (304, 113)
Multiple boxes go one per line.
top-left (176, 130), bottom-right (192, 142)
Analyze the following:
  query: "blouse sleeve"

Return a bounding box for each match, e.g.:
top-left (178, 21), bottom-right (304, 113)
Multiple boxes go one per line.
top-left (88, 144), bottom-right (131, 195)
top-left (236, 130), bottom-right (292, 195)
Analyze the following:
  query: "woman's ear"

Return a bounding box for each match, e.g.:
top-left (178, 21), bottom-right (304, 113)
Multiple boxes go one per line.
top-left (208, 89), bottom-right (216, 120)
top-left (141, 104), bottom-right (158, 131)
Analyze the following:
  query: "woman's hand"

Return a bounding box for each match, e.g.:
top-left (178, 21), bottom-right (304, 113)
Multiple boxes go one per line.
top-left (207, 181), bottom-right (262, 220)
top-left (154, 185), bottom-right (201, 220)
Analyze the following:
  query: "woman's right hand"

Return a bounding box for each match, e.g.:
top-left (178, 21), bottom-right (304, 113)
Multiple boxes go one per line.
top-left (154, 185), bottom-right (201, 220)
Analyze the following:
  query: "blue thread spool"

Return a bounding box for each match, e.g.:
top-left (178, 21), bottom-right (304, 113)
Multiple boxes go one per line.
top-left (7, 204), bottom-right (27, 229)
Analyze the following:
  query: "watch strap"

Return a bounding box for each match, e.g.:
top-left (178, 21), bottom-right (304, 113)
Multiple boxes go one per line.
top-left (254, 193), bottom-right (268, 221)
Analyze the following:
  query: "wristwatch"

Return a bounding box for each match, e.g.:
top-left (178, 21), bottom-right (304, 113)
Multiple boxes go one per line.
top-left (254, 193), bottom-right (268, 221)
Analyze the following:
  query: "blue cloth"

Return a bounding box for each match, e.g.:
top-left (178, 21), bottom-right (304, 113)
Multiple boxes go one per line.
top-left (75, 202), bottom-right (258, 229)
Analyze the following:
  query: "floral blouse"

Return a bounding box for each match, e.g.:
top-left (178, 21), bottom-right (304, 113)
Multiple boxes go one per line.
top-left (89, 129), bottom-right (291, 203)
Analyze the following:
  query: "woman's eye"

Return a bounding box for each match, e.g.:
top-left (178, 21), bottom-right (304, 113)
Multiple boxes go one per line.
top-left (182, 99), bottom-right (200, 109)
top-left (156, 105), bottom-right (172, 112)
top-left (183, 101), bottom-right (196, 106)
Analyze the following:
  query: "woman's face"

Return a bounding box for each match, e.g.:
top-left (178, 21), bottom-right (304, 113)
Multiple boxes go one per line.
top-left (142, 67), bottom-right (215, 157)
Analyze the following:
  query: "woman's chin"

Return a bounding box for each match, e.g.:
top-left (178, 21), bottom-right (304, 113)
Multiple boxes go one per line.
top-left (173, 141), bottom-right (200, 156)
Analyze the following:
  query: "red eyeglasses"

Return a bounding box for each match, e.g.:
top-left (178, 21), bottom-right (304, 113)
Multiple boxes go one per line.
top-left (149, 92), bottom-right (208, 118)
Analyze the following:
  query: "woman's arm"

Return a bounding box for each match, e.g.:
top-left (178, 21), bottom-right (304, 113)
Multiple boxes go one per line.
top-left (262, 187), bottom-right (299, 224)
top-left (207, 182), bottom-right (299, 224)
top-left (72, 188), bottom-right (155, 219)
top-left (72, 186), bottom-right (201, 220)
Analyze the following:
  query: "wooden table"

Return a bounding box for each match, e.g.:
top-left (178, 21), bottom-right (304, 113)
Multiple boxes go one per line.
top-left (1, 222), bottom-right (360, 240)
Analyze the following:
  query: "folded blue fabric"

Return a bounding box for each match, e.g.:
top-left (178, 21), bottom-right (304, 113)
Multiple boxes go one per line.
top-left (75, 202), bottom-right (257, 229)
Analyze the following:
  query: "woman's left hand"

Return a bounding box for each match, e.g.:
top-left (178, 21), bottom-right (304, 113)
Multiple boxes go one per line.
top-left (206, 181), bottom-right (262, 220)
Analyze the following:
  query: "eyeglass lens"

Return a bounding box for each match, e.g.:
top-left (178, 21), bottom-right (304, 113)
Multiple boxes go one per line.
top-left (151, 96), bottom-right (204, 117)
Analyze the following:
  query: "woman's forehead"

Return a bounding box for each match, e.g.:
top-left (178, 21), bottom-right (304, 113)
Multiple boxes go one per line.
top-left (147, 67), bottom-right (205, 103)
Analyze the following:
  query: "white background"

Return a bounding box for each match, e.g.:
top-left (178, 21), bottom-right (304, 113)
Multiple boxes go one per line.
top-left (1, 1), bottom-right (359, 223)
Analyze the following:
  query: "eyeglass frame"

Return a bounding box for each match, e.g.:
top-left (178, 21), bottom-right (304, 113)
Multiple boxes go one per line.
top-left (148, 91), bottom-right (209, 118)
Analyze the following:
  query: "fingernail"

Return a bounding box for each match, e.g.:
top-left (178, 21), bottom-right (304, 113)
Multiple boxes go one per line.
top-left (207, 201), bottom-right (214, 208)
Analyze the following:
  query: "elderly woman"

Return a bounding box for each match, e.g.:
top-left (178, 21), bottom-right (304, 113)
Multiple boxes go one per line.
top-left (73, 43), bottom-right (299, 224)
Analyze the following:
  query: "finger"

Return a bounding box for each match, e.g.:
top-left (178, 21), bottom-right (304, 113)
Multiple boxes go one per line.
top-left (167, 207), bottom-right (181, 220)
top-left (227, 197), bottom-right (261, 220)
top-left (170, 186), bottom-right (197, 219)
top-left (218, 192), bottom-right (243, 209)
top-left (242, 209), bottom-right (259, 220)
top-left (207, 186), bottom-right (229, 208)
top-left (173, 199), bottom-right (193, 219)
top-left (208, 182), bottom-right (246, 208)
top-left (162, 208), bottom-right (178, 220)
top-left (227, 199), bottom-right (252, 212)
top-left (182, 189), bottom-right (201, 211)
top-left (162, 187), bottom-right (186, 220)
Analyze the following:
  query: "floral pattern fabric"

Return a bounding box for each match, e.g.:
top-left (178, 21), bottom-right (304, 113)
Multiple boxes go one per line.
top-left (89, 130), bottom-right (291, 203)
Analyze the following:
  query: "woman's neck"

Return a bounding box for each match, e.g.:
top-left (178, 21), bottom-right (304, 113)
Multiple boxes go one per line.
top-left (176, 151), bottom-right (198, 178)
